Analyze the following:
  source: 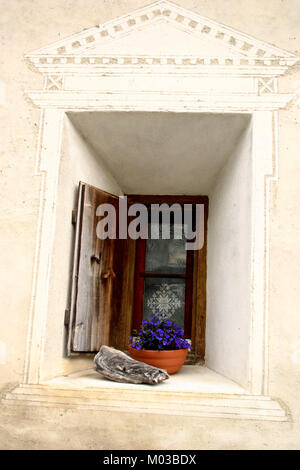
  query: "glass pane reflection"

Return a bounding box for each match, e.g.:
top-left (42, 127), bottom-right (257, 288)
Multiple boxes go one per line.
top-left (145, 223), bottom-right (187, 274)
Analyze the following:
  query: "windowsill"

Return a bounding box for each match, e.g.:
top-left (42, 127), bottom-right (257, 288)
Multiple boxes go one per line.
top-left (3, 366), bottom-right (288, 421)
top-left (42, 365), bottom-right (247, 395)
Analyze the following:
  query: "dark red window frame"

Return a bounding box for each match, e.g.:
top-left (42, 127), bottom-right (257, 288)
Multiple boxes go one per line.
top-left (127, 194), bottom-right (209, 359)
top-left (132, 237), bottom-right (194, 337)
top-left (130, 199), bottom-right (198, 338)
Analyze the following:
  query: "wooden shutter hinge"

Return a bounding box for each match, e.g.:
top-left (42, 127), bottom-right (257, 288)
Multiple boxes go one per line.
top-left (64, 308), bottom-right (70, 326)
top-left (72, 209), bottom-right (77, 225)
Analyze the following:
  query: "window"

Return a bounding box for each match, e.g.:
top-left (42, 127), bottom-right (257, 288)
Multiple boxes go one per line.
top-left (132, 205), bottom-right (194, 336)
top-left (129, 195), bottom-right (208, 361)
top-left (66, 184), bottom-right (208, 361)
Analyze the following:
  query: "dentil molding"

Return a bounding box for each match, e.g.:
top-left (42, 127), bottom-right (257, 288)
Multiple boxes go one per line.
top-left (24, 0), bottom-right (298, 110)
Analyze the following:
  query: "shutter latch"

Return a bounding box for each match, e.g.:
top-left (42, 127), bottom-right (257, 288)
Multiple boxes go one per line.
top-left (72, 209), bottom-right (77, 225)
top-left (91, 254), bottom-right (101, 264)
top-left (64, 309), bottom-right (70, 326)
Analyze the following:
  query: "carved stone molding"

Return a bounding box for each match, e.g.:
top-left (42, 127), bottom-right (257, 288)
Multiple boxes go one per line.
top-left (27, 1), bottom-right (297, 63)
top-left (30, 55), bottom-right (295, 68)
top-left (257, 77), bottom-right (277, 95)
top-left (26, 90), bottom-right (295, 111)
top-left (24, 1), bottom-right (298, 110)
top-left (45, 74), bottom-right (64, 91)
top-left (22, 1), bottom-right (299, 414)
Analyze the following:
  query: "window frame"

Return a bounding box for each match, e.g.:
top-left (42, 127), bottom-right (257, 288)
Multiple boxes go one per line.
top-left (127, 195), bottom-right (209, 360)
top-left (132, 215), bottom-right (194, 338)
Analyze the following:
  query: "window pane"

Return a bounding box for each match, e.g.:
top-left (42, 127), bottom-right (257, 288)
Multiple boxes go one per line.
top-left (143, 277), bottom-right (186, 329)
top-left (145, 223), bottom-right (187, 274)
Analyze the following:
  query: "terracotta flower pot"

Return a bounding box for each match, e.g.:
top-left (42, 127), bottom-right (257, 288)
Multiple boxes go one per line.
top-left (129, 346), bottom-right (188, 374)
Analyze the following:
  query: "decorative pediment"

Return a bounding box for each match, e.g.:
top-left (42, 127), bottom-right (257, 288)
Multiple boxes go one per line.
top-left (81, 21), bottom-right (244, 58)
top-left (26, 0), bottom-right (298, 69)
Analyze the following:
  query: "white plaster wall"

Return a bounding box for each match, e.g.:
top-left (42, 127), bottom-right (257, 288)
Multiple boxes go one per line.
top-left (68, 112), bottom-right (249, 195)
top-left (206, 121), bottom-right (252, 389)
top-left (41, 115), bottom-right (122, 380)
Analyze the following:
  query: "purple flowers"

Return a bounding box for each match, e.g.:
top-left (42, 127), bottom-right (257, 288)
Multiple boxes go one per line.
top-left (130, 314), bottom-right (192, 351)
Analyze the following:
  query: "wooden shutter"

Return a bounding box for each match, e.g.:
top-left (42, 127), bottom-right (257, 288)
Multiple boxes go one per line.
top-left (67, 182), bottom-right (121, 355)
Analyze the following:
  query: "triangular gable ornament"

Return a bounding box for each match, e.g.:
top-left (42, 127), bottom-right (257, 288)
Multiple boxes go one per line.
top-left (26, 0), bottom-right (298, 71)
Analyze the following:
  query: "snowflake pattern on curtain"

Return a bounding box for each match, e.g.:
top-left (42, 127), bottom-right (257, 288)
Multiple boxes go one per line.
top-left (146, 283), bottom-right (182, 318)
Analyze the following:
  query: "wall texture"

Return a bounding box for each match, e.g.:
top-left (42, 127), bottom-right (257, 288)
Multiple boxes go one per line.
top-left (0, 0), bottom-right (300, 449)
top-left (206, 121), bottom-right (252, 388)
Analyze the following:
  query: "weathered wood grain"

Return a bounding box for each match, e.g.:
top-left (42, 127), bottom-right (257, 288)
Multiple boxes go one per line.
top-left (94, 346), bottom-right (169, 385)
top-left (67, 182), bottom-right (119, 354)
